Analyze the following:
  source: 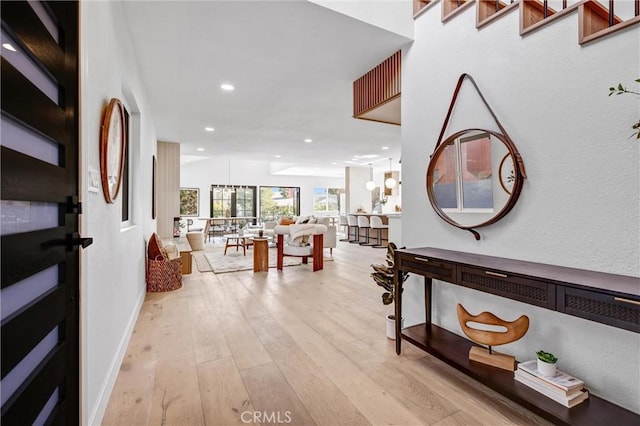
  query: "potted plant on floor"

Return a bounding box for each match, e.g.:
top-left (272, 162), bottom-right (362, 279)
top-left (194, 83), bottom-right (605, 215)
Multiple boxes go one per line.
top-left (536, 350), bottom-right (558, 377)
top-left (370, 242), bottom-right (408, 339)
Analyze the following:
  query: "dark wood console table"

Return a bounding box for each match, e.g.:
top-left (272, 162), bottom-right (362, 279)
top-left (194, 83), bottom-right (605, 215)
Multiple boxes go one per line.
top-left (394, 247), bottom-right (640, 426)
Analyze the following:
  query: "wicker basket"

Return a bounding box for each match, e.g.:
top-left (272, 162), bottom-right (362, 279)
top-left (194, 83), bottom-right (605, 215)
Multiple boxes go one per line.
top-left (146, 255), bottom-right (182, 292)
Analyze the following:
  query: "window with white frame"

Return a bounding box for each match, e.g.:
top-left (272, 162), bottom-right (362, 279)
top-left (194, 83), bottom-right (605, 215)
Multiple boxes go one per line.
top-left (313, 187), bottom-right (341, 213)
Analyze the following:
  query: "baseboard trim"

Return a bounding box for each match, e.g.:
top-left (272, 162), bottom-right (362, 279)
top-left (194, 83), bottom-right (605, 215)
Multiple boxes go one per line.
top-left (86, 287), bottom-right (146, 426)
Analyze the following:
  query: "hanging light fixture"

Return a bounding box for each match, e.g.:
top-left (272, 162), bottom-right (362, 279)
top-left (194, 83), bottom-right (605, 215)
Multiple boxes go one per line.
top-left (385, 157), bottom-right (397, 189)
top-left (365, 163), bottom-right (376, 191)
top-left (228, 159), bottom-right (235, 193)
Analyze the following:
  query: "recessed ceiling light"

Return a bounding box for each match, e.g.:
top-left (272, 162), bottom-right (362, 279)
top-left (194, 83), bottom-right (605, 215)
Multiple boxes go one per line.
top-left (196, 148), bottom-right (205, 152)
top-left (331, 162), bottom-right (337, 165)
top-left (204, 127), bottom-right (214, 132)
top-left (2, 43), bottom-right (16, 52)
top-left (382, 146), bottom-right (389, 150)
top-left (304, 138), bottom-right (312, 143)
top-left (221, 83), bottom-right (235, 91)
top-left (274, 154), bottom-right (281, 158)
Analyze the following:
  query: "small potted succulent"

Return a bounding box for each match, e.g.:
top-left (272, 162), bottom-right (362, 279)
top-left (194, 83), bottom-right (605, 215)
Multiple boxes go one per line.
top-left (536, 350), bottom-right (558, 377)
top-left (370, 242), bottom-right (408, 339)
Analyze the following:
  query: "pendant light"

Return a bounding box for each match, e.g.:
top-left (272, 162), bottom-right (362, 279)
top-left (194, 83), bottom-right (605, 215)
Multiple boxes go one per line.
top-left (228, 158), bottom-right (235, 193)
top-left (385, 157), bottom-right (396, 189)
top-left (365, 163), bottom-right (376, 191)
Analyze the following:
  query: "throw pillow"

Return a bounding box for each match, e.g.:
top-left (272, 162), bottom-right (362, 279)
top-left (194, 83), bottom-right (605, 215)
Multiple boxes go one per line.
top-left (148, 233), bottom-right (163, 260)
top-left (279, 217), bottom-right (295, 225)
top-left (295, 215), bottom-right (310, 224)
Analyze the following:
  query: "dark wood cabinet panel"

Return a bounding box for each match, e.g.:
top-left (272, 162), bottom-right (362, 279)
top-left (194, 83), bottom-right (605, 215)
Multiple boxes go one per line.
top-left (558, 287), bottom-right (640, 333)
top-left (398, 255), bottom-right (455, 281)
top-left (458, 266), bottom-right (556, 309)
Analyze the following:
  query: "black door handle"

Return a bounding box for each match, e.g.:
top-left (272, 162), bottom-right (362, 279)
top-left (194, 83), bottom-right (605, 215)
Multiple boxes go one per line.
top-left (66, 233), bottom-right (93, 251)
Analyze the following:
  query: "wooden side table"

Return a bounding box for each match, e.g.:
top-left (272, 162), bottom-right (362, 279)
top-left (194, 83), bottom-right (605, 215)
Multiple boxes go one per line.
top-left (163, 237), bottom-right (192, 274)
top-left (251, 237), bottom-right (271, 272)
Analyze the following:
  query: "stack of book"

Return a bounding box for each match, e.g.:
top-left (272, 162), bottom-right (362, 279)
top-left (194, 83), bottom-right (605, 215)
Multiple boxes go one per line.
top-left (515, 360), bottom-right (589, 408)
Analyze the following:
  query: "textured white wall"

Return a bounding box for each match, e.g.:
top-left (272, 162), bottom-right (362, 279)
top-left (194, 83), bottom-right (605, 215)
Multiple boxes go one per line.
top-left (181, 157), bottom-right (344, 229)
top-left (310, 0), bottom-right (414, 39)
top-left (402, 5), bottom-right (640, 412)
top-left (80, 1), bottom-right (156, 424)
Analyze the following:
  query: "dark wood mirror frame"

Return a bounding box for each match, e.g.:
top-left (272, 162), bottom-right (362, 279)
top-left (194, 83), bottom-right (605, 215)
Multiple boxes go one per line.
top-left (426, 74), bottom-right (527, 240)
top-left (426, 129), bottom-right (526, 240)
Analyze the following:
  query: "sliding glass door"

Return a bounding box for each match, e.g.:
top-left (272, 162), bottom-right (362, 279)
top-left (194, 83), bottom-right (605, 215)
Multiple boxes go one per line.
top-left (210, 185), bottom-right (256, 219)
top-left (259, 186), bottom-right (300, 220)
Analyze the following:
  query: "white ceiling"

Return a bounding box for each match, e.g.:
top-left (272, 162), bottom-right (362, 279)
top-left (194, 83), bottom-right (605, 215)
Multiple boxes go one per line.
top-left (121, 0), bottom-right (410, 176)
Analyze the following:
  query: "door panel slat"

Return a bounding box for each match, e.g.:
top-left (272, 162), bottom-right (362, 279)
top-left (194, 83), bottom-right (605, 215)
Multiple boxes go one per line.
top-left (1, 286), bottom-right (65, 378)
top-left (0, 1), bottom-right (64, 82)
top-left (1, 59), bottom-right (66, 145)
top-left (1, 227), bottom-right (66, 288)
top-left (1, 146), bottom-right (66, 202)
top-left (0, 343), bottom-right (66, 426)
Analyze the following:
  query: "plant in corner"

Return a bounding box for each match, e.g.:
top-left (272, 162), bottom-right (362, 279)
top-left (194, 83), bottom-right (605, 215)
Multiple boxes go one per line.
top-left (370, 242), bottom-right (408, 339)
top-left (536, 350), bottom-right (558, 377)
top-left (609, 79), bottom-right (640, 139)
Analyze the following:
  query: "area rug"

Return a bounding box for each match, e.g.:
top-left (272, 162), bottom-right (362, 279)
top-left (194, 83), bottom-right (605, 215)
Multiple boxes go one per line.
top-left (204, 248), bottom-right (302, 273)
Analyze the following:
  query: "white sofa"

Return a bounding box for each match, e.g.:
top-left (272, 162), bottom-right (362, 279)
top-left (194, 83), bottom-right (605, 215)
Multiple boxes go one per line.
top-left (262, 216), bottom-right (336, 255)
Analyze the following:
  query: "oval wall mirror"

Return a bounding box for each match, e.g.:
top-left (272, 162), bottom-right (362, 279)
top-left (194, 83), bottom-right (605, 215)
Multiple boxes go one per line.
top-left (426, 128), bottom-right (526, 240)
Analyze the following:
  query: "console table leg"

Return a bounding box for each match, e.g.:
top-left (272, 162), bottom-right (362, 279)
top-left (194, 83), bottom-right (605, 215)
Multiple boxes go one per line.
top-left (425, 277), bottom-right (432, 328)
top-left (395, 274), bottom-right (403, 355)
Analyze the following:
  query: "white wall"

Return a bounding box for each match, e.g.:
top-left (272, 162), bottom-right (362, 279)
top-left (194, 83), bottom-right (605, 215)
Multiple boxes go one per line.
top-left (80, 1), bottom-right (156, 424)
top-left (181, 157), bottom-right (344, 229)
top-left (402, 5), bottom-right (639, 412)
top-left (310, 0), bottom-right (414, 39)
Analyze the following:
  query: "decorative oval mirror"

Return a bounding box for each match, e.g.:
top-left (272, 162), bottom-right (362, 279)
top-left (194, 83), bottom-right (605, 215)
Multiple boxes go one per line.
top-left (426, 129), bottom-right (525, 239)
top-left (426, 74), bottom-right (527, 240)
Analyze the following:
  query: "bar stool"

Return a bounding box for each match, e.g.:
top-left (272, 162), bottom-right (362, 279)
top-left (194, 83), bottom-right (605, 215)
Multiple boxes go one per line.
top-left (369, 216), bottom-right (388, 248)
top-left (339, 215), bottom-right (350, 241)
top-left (357, 216), bottom-right (374, 246)
top-left (347, 215), bottom-right (359, 243)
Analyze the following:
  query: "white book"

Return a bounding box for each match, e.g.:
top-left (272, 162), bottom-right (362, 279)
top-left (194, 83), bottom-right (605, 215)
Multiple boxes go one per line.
top-left (514, 369), bottom-right (583, 397)
top-left (515, 374), bottom-right (589, 408)
top-left (515, 370), bottom-right (584, 400)
top-left (517, 360), bottom-right (584, 392)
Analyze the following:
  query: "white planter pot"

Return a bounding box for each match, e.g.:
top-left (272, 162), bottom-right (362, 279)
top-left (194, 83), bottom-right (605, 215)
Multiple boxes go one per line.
top-left (386, 314), bottom-right (404, 340)
top-left (537, 358), bottom-right (557, 377)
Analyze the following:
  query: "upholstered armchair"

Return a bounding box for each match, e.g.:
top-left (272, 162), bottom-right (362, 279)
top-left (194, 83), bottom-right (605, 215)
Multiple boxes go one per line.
top-left (274, 224), bottom-right (326, 271)
top-left (146, 233), bottom-right (182, 292)
top-left (313, 216), bottom-right (336, 256)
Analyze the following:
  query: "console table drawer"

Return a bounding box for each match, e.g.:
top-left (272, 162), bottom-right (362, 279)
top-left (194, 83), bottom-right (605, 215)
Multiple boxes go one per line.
top-left (558, 287), bottom-right (640, 333)
top-left (398, 255), bottom-right (455, 281)
top-left (458, 266), bottom-right (555, 309)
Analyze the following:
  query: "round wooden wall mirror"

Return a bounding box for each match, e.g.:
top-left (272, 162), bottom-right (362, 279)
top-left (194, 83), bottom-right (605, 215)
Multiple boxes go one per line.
top-left (426, 128), bottom-right (526, 240)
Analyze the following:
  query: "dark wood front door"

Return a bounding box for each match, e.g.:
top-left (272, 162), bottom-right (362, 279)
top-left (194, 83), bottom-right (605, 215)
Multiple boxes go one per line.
top-left (1, 1), bottom-right (87, 423)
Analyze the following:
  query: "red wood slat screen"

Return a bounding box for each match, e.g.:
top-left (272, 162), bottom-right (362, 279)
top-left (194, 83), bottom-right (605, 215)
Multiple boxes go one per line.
top-left (353, 50), bottom-right (401, 117)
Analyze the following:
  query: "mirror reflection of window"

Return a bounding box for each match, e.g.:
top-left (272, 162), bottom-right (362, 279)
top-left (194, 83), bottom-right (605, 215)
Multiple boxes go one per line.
top-left (460, 133), bottom-right (493, 210)
top-left (433, 132), bottom-right (494, 212)
top-left (433, 143), bottom-right (458, 209)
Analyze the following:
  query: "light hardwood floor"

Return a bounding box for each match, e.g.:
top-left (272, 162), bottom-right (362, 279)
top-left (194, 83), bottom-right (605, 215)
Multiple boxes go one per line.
top-left (102, 241), bottom-right (549, 426)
